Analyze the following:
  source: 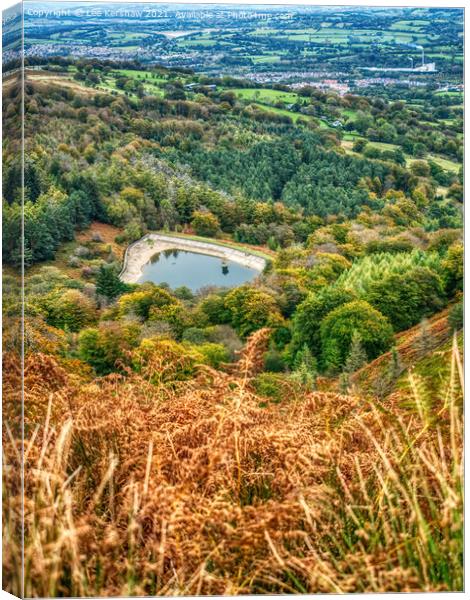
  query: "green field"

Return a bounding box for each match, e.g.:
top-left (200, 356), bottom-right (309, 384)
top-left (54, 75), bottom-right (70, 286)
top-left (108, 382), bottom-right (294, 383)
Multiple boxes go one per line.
top-left (112, 69), bottom-right (167, 82)
top-left (251, 55), bottom-right (281, 64)
top-left (427, 154), bottom-right (460, 173)
top-left (250, 103), bottom-right (308, 123)
top-left (107, 32), bottom-right (151, 43)
top-left (389, 19), bottom-right (429, 31)
top-left (179, 39), bottom-right (223, 47)
top-left (340, 108), bottom-right (358, 120)
top-left (230, 88), bottom-right (300, 104)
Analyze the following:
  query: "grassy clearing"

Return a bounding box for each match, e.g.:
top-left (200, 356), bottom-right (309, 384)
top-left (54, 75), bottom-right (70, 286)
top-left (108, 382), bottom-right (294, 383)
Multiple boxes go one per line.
top-left (249, 103), bottom-right (308, 123)
top-left (112, 69), bottom-right (168, 83)
top-left (231, 87), bottom-right (299, 104)
top-left (435, 91), bottom-right (462, 98)
top-left (340, 108), bottom-right (358, 119)
top-left (367, 141), bottom-right (400, 152)
top-left (427, 154), bottom-right (460, 173)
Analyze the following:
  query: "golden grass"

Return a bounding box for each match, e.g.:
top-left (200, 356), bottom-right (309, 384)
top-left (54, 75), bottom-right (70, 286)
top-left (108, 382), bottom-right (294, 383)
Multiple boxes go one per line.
top-left (2, 330), bottom-right (463, 596)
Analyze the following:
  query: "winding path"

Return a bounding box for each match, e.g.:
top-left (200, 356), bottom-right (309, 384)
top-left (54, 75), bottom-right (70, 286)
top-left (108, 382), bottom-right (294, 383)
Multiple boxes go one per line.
top-left (120, 233), bottom-right (267, 284)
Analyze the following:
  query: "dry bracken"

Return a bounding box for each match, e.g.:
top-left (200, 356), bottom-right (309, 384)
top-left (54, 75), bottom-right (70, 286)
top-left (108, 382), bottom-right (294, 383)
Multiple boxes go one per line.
top-left (2, 330), bottom-right (463, 596)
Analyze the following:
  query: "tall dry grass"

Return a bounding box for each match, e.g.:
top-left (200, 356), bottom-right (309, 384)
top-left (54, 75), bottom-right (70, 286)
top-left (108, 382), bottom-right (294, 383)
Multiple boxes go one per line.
top-left (2, 330), bottom-right (463, 596)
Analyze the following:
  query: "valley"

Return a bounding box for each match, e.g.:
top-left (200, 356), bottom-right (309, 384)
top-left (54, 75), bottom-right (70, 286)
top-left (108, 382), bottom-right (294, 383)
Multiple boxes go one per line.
top-left (2, 3), bottom-right (464, 597)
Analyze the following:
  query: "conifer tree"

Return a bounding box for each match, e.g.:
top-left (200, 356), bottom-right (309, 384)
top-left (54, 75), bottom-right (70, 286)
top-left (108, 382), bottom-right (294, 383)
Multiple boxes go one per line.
top-left (344, 330), bottom-right (367, 374)
top-left (292, 344), bottom-right (317, 390)
top-left (414, 318), bottom-right (433, 358)
top-left (340, 330), bottom-right (367, 393)
top-left (96, 264), bottom-right (126, 302)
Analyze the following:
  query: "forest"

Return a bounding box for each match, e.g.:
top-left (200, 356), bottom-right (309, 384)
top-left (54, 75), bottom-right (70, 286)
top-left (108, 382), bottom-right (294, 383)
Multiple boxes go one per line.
top-left (2, 49), bottom-right (464, 596)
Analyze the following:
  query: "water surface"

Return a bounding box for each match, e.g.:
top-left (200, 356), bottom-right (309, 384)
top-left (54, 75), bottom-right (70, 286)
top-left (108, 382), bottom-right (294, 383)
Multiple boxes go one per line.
top-left (137, 249), bottom-right (259, 291)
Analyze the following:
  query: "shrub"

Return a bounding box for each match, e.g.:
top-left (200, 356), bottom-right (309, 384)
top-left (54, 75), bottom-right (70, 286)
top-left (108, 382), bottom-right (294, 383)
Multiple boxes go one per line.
top-left (195, 342), bottom-right (229, 368)
top-left (42, 289), bottom-right (96, 332)
top-left (118, 285), bottom-right (177, 320)
top-left (410, 160), bottom-right (431, 177)
top-left (68, 256), bottom-right (82, 268)
top-left (74, 245), bottom-right (91, 258)
top-left (320, 300), bottom-right (394, 371)
top-left (78, 321), bottom-right (140, 374)
top-left (204, 324), bottom-right (242, 359)
top-left (253, 372), bottom-right (285, 403)
top-left (352, 138), bottom-right (367, 153)
top-left (263, 349), bottom-right (286, 372)
top-left (132, 338), bottom-right (200, 383)
top-left (148, 302), bottom-right (191, 339)
top-left (427, 229), bottom-right (461, 254)
top-left (182, 327), bottom-right (208, 344)
top-left (91, 231), bottom-right (104, 243)
top-left (199, 293), bottom-right (231, 325)
top-left (365, 238), bottom-right (414, 255)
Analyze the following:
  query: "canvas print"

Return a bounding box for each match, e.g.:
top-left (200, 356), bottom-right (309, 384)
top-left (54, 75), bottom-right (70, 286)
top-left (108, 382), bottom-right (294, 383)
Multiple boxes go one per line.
top-left (2, 1), bottom-right (464, 596)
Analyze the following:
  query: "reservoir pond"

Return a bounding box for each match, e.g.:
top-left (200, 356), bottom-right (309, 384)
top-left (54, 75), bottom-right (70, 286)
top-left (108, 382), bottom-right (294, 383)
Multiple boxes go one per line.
top-left (137, 249), bottom-right (260, 291)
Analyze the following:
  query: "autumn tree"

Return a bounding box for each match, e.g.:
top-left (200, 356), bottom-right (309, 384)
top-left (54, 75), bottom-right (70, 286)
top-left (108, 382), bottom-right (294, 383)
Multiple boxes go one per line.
top-left (224, 286), bottom-right (283, 338)
top-left (191, 210), bottom-right (220, 237)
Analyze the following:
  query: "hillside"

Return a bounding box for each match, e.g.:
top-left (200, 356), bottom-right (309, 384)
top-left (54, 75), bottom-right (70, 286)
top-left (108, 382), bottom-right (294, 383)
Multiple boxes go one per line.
top-left (2, 326), bottom-right (463, 596)
top-left (2, 26), bottom-right (463, 596)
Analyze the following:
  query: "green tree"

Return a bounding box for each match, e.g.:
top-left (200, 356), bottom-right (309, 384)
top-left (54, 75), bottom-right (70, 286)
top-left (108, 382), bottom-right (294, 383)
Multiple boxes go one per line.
top-left (366, 267), bottom-right (445, 332)
top-left (339, 330), bottom-right (367, 393)
top-left (352, 138), bottom-right (367, 153)
top-left (413, 318), bottom-right (434, 358)
top-left (320, 300), bottom-right (394, 371)
top-left (78, 322), bottom-right (140, 375)
top-left (199, 294), bottom-right (231, 325)
top-left (410, 161), bottom-right (431, 178)
top-left (96, 264), bottom-right (127, 301)
top-left (442, 242), bottom-right (463, 296)
top-left (448, 302), bottom-right (463, 332)
top-left (344, 330), bottom-right (367, 374)
top-left (290, 286), bottom-right (356, 360)
top-left (373, 346), bottom-right (403, 399)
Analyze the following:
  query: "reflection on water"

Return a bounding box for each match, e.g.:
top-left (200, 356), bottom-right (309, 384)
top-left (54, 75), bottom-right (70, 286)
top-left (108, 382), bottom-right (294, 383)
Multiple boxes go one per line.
top-left (138, 249), bottom-right (258, 291)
